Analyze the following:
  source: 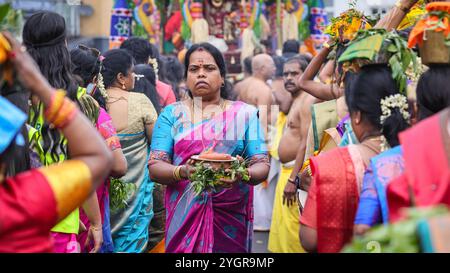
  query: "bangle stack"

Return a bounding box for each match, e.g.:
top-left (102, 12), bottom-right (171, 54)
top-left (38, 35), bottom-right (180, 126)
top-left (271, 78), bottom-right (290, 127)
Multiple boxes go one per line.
top-left (173, 166), bottom-right (183, 181)
top-left (44, 90), bottom-right (79, 129)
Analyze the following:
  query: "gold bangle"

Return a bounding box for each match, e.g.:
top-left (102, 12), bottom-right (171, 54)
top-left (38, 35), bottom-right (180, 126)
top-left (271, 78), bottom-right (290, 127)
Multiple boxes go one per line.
top-left (172, 166), bottom-right (179, 180)
top-left (173, 166), bottom-right (182, 181)
top-left (176, 166), bottom-right (182, 180)
top-left (323, 42), bottom-right (331, 49)
top-left (179, 165), bottom-right (186, 180)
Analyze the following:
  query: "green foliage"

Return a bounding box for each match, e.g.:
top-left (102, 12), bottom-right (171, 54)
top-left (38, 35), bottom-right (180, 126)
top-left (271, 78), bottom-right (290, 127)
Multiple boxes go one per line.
top-left (343, 206), bottom-right (449, 253)
top-left (109, 178), bottom-right (137, 213)
top-left (0, 4), bottom-right (23, 39)
top-left (0, 3), bottom-right (11, 23)
top-left (189, 160), bottom-right (250, 196)
top-left (349, 29), bottom-right (418, 94)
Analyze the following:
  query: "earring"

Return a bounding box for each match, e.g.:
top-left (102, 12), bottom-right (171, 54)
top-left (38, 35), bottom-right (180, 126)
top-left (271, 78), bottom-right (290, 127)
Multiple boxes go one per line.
top-left (221, 82), bottom-right (225, 87)
top-left (122, 83), bottom-right (126, 90)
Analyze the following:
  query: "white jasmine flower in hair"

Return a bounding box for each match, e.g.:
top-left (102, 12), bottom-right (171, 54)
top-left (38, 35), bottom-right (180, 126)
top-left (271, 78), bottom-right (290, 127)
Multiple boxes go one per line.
top-left (380, 94), bottom-right (410, 125)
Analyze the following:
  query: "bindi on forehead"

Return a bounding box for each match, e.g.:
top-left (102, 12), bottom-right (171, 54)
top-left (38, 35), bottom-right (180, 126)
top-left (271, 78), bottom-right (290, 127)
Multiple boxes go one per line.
top-left (190, 50), bottom-right (215, 63)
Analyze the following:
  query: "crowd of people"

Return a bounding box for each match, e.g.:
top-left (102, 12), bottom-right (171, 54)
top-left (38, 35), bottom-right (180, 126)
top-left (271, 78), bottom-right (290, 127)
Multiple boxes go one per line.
top-left (0, 0), bottom-right (449, 253)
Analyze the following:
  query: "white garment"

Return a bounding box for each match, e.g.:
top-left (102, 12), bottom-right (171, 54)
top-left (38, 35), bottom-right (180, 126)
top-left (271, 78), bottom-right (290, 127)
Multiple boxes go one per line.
top-left (253, 157), bottom-right (280, 231)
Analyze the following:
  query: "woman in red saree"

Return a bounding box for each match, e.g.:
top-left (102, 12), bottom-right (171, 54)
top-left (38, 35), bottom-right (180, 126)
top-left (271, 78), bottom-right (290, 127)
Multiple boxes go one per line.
top-left (300, 65), bottom-right (410, 252)
top-left (0, 33), bottom-right (112, 252)
top-left (387, 108), bottom-right (450, 222)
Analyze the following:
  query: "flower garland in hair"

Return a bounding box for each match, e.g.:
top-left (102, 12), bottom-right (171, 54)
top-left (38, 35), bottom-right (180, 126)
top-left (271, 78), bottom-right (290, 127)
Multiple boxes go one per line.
top-left (96, 55), bottom-right (108, 100)
top-left (148, 57), bottom-right (159, 80)
top-left (380, 94), bottom-right (410, 125)
top-left (379, 94), bottom-right (411, 151)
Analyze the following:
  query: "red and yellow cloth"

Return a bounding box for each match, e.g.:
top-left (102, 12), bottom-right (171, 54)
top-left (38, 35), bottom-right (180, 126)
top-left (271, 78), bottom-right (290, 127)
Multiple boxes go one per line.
top-left (408, 2), bottom-right (450, 48)
top-left (0, 160), bottom-right (92, 253)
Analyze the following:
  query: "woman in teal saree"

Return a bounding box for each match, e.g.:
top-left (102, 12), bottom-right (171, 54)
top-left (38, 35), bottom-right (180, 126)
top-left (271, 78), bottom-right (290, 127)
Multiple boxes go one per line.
top-left (149, 43), bottom-right (270, 253)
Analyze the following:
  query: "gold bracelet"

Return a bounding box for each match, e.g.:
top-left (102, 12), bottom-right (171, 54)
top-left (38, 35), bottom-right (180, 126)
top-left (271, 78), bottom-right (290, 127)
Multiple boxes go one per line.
top-left (179, 165), bottom-right (186, 180)
top-left (173, 166), bottom-right (179, 181)
top-left (173, 166), bottom-right (182, 181)
top-left (176, 166), bottom-right (182, 180)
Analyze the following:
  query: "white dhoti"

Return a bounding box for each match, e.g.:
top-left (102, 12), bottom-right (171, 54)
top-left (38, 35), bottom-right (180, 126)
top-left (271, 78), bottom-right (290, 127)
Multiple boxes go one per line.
top-left (253, 157), bottom-right (280, 231)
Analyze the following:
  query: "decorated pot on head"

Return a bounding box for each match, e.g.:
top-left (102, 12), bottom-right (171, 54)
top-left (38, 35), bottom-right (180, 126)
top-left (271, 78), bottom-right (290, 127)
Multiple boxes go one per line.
top-left (324, 9), bottom-right (373, 45)
top-left (408, 2), bottom-right (450, 65)
top-left (338, 28), bottom-right (419, 95)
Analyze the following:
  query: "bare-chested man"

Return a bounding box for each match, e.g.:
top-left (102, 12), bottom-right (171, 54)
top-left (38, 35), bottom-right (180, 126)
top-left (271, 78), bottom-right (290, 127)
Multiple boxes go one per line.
top-left (238, 54), bottom-right (275, 139)
top-left (272, 56), bottom-right (293, 115)
top-left (233, 56), bottom-right (253, 99)
top-left (278, 58), bottom-right (317, 166)
top-left (268, 56), bottom-right (316, 253)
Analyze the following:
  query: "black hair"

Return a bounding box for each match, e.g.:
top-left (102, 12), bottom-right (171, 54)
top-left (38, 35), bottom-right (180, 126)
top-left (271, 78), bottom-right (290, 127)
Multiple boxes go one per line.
top-left (299, 53), bottom-right (313, 65)
top-left (272, 55), bottom-right (285, 78)
top-left (23, 11), bottom-right (79, 164)
top-left (133, 64), bottom-right (162, 114)
top-left (0, 89), bottom-right (31, 176)
top-left (70, 46), bottom-right (101, 88)
top-left (334, 44), bottom-right (348, 84)
top-left (23, 11), bottom-right (78, 99)
top-left (94, 49), bottom-right (135, 110)
top-left (243, 56), bottom-right (253, 75)
top-left (282, 39), bottom-right (300, 54)
top-left (285, 56), bottom-right (308, 72)
top-left (184, 43), bottom-right (228, 99)
top-left (416, 65), bottom-right (450, 121)
top-left (223, 80), bottom-right (237, 101)
top-left (160, 55), bottom-right (184, 100)
top-left (120, 37), bottom-right (156, 65)
top-left (345, 65), bottom-right (410, 147)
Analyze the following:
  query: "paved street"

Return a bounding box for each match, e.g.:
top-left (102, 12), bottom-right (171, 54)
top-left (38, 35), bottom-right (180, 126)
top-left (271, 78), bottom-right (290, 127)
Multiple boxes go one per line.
top-left (252, 231), bottom-right (270, 253)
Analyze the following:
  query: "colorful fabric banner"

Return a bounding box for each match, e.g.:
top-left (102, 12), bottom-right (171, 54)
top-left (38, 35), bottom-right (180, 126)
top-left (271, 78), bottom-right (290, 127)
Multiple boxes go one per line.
top-left (308, 0), bottom-right (328, 46)
top-left (109, 0), bottom-right (133, 49)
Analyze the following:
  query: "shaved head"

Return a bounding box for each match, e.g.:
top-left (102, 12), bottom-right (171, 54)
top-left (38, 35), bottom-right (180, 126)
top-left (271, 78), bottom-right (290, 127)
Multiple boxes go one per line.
top-left (252, 54), bottom-right (275, 80)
